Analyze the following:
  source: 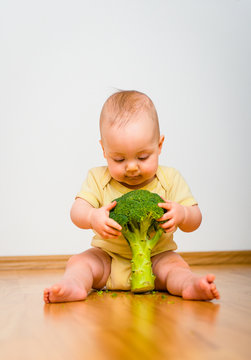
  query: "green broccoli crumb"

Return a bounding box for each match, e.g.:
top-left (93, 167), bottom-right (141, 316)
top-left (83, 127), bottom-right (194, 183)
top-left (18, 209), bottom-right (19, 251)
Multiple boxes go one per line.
top-left (161, 295), bottom-right (167, 299)
top-left (151, 290), bottom-right (159, 295)
top-left (97, 290), bottom-right (103, 296)
top-left (111, 293), bottom-right (118, 298)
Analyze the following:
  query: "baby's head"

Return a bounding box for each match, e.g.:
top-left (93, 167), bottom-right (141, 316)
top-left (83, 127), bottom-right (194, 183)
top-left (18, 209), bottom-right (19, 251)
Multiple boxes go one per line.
top-left (99, 90), bottom-right (164, 189)
top-left (100, 90), bottom-right (160, 143)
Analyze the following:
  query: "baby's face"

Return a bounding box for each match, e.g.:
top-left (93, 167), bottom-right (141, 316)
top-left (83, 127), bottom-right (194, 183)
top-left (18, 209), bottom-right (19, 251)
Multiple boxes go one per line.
top-left (100, 111), bottom-right (164, 189)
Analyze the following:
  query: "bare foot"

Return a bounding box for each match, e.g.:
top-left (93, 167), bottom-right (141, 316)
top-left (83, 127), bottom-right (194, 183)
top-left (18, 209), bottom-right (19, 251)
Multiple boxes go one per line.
top-left (181, 274), bottom-right (220, 301)
top-left (43, 279), bottom-right (88, 304)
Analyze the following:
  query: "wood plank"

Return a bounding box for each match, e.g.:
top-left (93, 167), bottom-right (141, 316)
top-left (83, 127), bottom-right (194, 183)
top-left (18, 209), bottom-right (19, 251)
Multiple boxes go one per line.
top-left (179, 250), bottom-right (251, 266)
top-left (0, 255), bottom-right (71, 270)
top-left (0, 250), bottom-right (250, 270)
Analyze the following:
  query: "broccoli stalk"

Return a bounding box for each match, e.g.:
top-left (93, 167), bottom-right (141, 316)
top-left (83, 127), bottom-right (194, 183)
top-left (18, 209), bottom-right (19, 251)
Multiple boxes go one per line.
top-left (109, 190), bottom-right (165, 293)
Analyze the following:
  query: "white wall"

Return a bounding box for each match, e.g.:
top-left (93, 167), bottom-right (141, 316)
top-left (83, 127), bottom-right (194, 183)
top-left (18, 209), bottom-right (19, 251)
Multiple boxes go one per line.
top-left (0, 0), bottom-right (250, 256)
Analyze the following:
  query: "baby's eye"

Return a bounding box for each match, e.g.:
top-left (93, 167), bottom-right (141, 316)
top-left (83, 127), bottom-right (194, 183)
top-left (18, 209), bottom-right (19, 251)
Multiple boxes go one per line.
top-left (138, 155), bottom-right (149, 161)
top-left (113, 158), bottom-right (124, 163)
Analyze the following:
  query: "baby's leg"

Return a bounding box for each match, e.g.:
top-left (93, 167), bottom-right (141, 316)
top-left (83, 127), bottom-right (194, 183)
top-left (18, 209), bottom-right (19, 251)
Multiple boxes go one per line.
top-left (44, 248), bottom-right (111, 303)
top-left (152, 251), bottom-right (220, 300)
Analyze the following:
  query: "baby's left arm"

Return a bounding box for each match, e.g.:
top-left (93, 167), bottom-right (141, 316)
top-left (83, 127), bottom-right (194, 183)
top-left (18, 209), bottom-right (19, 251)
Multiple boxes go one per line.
top-left (158, 200), bottom-right (202, 233)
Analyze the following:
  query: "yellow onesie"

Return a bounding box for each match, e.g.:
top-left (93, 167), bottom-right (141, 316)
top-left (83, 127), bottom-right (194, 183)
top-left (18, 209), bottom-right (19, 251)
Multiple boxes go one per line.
top-left (76, 166), bottom-right (197, 290)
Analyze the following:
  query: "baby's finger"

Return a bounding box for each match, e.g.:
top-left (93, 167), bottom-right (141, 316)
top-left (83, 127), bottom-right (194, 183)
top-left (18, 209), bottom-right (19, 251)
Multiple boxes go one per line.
top-left (103, 232), bottom-right (120, 240)
top-left (164, 225), bottom-right (177, 233)
top-left (106, 201), bottom-right (117, 211)
top-left (160, 218), bottom-right (175, 230)
top-left (157, 214), bottom-right (167, 222)
top-left (157, 210), bottom-right (173, 222)
top-left (160, 220), bottom-right (177, 233)
top-left (107, 218), bottom-right (122, 231)
top-left (102, 225), bottom-right (121, 239)
top-left (106, 230), bottom-right (121, 239)
top-left (158, 201), bottom-right (172, 211)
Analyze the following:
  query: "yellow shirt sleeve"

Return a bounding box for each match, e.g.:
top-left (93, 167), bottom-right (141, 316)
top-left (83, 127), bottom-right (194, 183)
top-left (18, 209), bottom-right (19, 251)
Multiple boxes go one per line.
top-left (168, 169), bottom-right (197, 206)
top-left (157, 166), bottom-right (197, 206)
top-left (75, 167), bottom-right (105, 208)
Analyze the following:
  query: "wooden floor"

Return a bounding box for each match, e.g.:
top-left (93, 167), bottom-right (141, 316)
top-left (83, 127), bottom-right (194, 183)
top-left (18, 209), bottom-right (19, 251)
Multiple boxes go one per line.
top-left (0, 265), bottom-right (251, 360)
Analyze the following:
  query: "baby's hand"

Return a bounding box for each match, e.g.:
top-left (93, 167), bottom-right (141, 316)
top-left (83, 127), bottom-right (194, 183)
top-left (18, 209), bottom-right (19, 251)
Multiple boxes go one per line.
top-left (89, 201), bottom-right (122, 239)
top-left (157, 199), bottom-right (186, 233)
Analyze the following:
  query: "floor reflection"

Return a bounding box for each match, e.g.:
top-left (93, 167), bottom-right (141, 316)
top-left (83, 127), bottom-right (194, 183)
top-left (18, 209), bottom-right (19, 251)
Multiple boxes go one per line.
top-left (43, 291), bottom-right (220, 358)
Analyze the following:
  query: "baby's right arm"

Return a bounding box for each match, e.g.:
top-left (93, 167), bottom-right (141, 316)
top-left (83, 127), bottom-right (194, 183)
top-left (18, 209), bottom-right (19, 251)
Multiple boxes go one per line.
top-left (70, 198), bottom-right (122, 239)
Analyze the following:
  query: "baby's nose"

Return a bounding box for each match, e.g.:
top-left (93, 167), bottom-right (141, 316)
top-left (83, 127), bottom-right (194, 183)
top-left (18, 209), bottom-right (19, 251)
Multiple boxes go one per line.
top-left (126, 160), bottom-right (139, 172)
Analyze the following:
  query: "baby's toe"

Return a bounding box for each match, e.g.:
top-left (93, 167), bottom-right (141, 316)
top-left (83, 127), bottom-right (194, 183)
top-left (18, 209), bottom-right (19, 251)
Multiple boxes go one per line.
top-left (207, 274), bottom-right (215, 283)
top-left (210, 283), bottom-right (216, 291)
top-left (43, 288), bottom-right (51, 304)
top-left (210, 283), bottom-right (220, 299)
top-left (212, 286), bottom-right (220, 299)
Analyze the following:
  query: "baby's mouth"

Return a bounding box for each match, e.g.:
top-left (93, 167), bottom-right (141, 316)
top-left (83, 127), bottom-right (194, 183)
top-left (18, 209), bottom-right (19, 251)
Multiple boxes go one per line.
top-left (125, 175), bottom-right (141, 181)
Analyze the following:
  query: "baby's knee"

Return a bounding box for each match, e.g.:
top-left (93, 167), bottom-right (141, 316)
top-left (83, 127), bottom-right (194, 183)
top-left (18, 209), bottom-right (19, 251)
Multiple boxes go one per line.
top-left (67, 249), bottom-right (111, 289)
top-left (152, 251), bottom-right (189, 275)
top-left (66, 249), bottom-right (111, 272)
top-left (85, 248), bottom-right (112, 287)
top-left (66, 253), bottom-right (84, 267)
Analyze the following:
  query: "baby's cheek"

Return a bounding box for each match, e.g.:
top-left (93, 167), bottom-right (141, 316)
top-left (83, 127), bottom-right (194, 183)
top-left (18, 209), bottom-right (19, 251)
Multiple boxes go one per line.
top-left (107, 163), bottom-right (123, 180)
top-left (144, 162), bottom-right (158, 176)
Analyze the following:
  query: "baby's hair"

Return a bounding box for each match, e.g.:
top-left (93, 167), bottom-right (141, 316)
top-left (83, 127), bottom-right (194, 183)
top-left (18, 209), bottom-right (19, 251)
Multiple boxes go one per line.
top-left (100, 90), bottom-right (159, 135)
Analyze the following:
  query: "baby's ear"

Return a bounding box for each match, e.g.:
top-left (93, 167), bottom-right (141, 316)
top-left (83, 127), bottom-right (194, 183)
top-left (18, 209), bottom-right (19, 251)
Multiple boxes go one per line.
top-left (158, 135), bottom-right (165, 154)
top-left (99, 140), bottom-right (107, 158)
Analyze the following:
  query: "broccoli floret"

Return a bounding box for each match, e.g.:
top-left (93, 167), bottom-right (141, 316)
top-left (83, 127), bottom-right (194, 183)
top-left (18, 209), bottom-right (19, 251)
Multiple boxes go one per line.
top-left (109, 189), bottom-right (165, 293)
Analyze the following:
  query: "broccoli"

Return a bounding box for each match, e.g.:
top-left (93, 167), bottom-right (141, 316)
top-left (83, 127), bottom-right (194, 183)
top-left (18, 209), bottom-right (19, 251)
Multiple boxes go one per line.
top-left (109, 189), bottom-right (165, 293)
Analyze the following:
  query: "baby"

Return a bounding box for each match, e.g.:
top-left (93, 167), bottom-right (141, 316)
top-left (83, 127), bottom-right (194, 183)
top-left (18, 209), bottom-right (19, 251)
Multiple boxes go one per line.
top-left (44, 90), bottom-right (220, 303)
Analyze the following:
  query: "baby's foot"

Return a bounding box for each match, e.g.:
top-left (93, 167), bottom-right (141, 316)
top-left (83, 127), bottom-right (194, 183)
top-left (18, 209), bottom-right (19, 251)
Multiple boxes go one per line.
top-left (43, 278), bottom-right (88, 303)
top-left (182, 274), bottom-right (220, 301)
